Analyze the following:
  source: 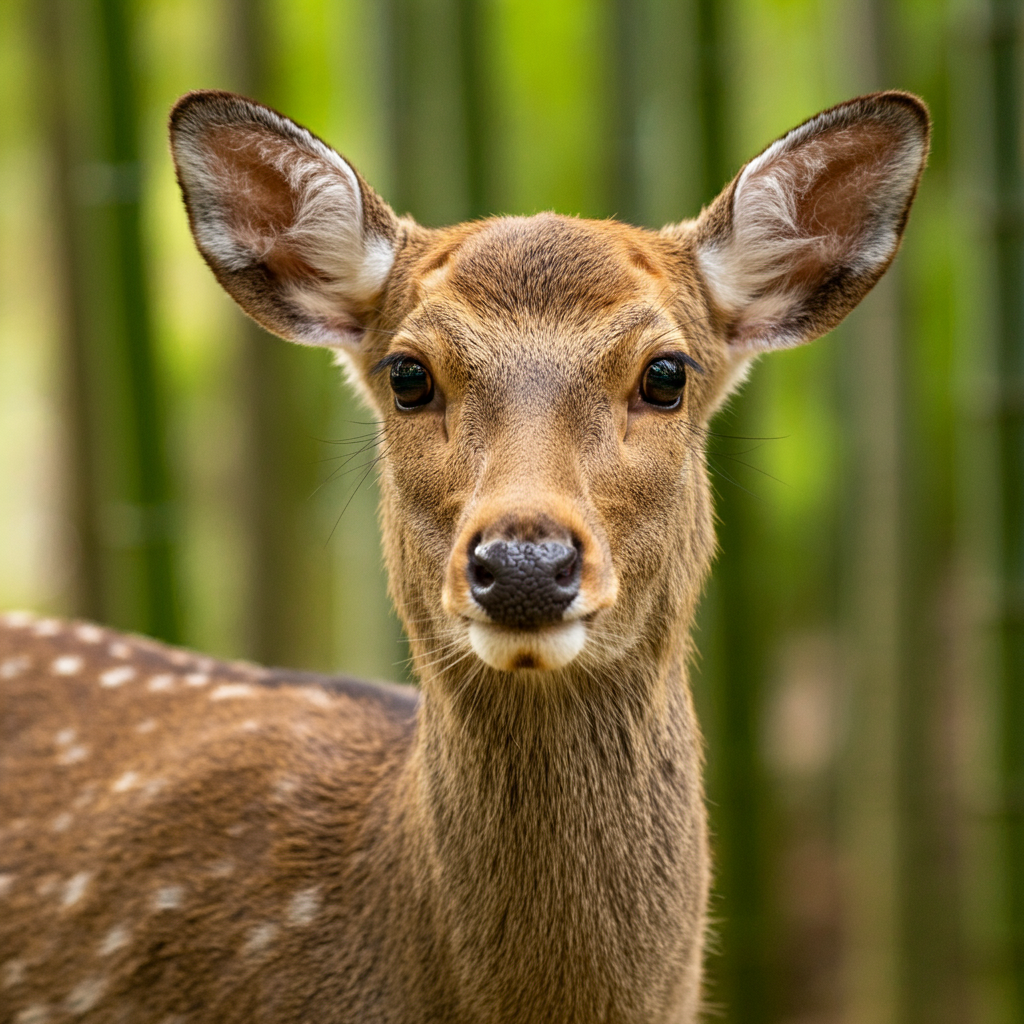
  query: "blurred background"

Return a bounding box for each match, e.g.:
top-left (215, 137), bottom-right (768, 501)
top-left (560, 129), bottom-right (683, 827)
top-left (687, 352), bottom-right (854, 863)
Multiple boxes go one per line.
top-left (0, 0), bottom-right (1021, 1021)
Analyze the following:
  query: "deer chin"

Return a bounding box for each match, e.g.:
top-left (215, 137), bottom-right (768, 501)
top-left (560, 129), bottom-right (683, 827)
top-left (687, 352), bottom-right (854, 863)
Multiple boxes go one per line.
top-left (468, 620), bottom-right (587, 672)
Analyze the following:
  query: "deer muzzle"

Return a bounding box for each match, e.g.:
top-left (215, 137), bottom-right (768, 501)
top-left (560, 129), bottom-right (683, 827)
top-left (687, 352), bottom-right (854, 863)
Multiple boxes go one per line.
top-left (443, 506), bottom-right (618, 672)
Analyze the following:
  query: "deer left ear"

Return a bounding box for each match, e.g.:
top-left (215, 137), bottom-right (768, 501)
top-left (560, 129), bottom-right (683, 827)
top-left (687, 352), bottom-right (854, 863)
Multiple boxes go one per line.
top-left (170, 90), bottom-right (400, 349)
top-left (692, 91), bottom-right (930, 353)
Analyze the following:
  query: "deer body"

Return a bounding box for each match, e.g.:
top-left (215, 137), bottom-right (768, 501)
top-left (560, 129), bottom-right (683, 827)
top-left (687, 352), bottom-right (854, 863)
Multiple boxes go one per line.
top-left (1, 612), bottom-right (705, 1022)
top-left (0, 92), bottom-right (929, 1023)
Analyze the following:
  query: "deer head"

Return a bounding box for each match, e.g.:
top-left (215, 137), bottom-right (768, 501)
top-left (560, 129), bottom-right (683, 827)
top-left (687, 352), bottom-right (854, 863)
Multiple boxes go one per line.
top-left (170, 90), bottom-right (928, 689)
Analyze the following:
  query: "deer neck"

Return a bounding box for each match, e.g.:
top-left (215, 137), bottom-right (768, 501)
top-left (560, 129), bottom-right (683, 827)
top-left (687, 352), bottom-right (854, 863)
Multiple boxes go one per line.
top-left (396, 643), bottom-right (709, 1020)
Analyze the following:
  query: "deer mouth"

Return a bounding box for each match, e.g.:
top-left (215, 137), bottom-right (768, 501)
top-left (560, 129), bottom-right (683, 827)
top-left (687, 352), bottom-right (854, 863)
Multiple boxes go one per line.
top-left (467, 619), bottom-right (588, 672)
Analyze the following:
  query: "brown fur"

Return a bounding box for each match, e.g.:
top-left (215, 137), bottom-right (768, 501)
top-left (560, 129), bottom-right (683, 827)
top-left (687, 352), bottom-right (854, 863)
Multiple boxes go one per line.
top-left (0, 90), bottom-right (929, 1023)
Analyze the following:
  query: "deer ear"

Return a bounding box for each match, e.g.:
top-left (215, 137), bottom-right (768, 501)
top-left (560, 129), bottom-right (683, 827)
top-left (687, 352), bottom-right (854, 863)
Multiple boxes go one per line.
top-left (170, 90), bottom-right (399, 348)
top-left (693, 92), bottom-right (930, 352)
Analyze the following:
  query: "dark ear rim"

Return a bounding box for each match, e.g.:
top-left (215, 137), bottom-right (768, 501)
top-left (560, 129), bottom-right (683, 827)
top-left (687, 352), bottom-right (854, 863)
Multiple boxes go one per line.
top-left (169, 90), bottom-right (401, 346)
top-left (693, 90), bottom-right (931, 352)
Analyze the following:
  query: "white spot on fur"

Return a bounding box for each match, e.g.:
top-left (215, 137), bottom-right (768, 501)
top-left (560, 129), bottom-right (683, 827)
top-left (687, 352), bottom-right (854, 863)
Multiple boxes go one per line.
top-left (136, 718), bottom-right (157, 733)
top-left (229, 659), bottom-right (263, 676)
top-left (52, 655), bottom-right (84, 676)
top-left (59, 745), bottom-right (89, 766)
top-left (141, 778), bottom-right (166, 801)
top-left (244, 922), bottom-right (278, 955)
top-left (152, 885), bottom-right (184, 910)
top-left (207, 859), bottom-right (235, 878)
top-left (0, 873), bottom-right (15, 897)
top-left (99, 924), bottom-right (130, 956)
top-left (64, 976), bottom-right (106, 1013)
top-left (1, 656), bottom-right (31, 679)
top-left (210, 683), bottom-right (254, 700)
top-left (37, 875), bottom-right (59, 897)
top-left (166, 650), bottom-right (191, 667)
top-left (2, 957), bottom-right (26, 987)
top-left (290, 720), bottom-right (314, 741)
top-left (185, 672), bottom-right (209, 688)
top-left (287, 886), bottom-right (321, 926)
top-left (15, 1005), bottom-right (49, 1024)
top-left (2, 610), bottom-right (35, 628)
top-left (55, 727), bottom-right (77, 747)
top-left (108, 641), bottom-right (132, 659)
top-left (51, 812), bottom-right (73, 833)
top-left (147, 673), bottom-right (174, 692)
top-left (111, 771), bottom-right (139, 793)
top-left (240, 720), bottom-right (260, 732)
top-left (74, 624), bottom-right (104, 643)
top-left (273, 776), bottom-right (299, 801)
top-left (99, 666), bottom-right (135, 688)
top-left (32, 619), bottom-right (62, 637)
top-left (62, 871), bottom-right (91, 908)
top-left (299, 686), bottom-right (332, 708)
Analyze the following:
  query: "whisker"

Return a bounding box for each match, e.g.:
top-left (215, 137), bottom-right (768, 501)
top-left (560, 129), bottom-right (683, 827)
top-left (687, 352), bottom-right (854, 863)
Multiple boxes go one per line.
top-left (326, 440), bottom-right (396, 542)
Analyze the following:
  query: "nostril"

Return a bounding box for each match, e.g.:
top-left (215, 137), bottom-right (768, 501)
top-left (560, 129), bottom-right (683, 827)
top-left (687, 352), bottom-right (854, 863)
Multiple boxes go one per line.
top-left (552, 546), bottom-right (577, 584)
top-left (472, 560), bottom-right (495, 588)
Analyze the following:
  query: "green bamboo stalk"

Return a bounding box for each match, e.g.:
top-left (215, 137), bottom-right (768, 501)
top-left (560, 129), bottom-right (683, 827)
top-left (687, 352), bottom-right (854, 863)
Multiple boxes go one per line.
top-left (95, 0), bottom-right (180, 643)
top-left (840, 269), bottom-right (904, 1024)
top-left (990, 0), bottom-right (1024, 1016)
top-left (35, 0), bottom-right (180, 641)
top-left (608, 0), bottom-right (644, 225)
top-left (34, 0), bottom-right (104, 623)
top-left (379, 0), bottom-right (415, 218)
top-left (454, 0), bottom-right (493, 220)
top-left (383, 0), bottom-right (470, 226)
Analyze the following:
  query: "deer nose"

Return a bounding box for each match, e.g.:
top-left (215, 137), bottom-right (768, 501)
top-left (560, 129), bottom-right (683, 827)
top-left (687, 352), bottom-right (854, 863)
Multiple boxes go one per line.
top-left (468, 539), bottom-right (581, 629)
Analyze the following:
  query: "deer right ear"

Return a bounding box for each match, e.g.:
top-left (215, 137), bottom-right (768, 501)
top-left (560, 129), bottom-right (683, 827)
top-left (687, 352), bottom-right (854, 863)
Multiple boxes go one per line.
top-left (691, 91), bottom-right (930, 354)
top-left (169, 91), bottom-right (399, 348)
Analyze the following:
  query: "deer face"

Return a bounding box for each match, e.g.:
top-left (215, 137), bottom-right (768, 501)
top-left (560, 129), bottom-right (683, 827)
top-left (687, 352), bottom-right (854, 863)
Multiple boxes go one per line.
top-left (170, 90), bottom-right (929, 678)
top-left (365, 213), bottom-right (727, 672)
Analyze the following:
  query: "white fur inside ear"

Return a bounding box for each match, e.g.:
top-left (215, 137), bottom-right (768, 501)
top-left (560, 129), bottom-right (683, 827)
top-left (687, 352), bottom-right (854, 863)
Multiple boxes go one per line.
top-left (174, 106), bottom-right (395, 345)
top-left (698, 108), bottom-right (925, 351)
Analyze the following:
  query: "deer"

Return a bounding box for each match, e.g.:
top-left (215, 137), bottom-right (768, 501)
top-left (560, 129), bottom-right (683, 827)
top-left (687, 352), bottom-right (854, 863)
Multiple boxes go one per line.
top-left (0, 90), bottom-right (929, 1023)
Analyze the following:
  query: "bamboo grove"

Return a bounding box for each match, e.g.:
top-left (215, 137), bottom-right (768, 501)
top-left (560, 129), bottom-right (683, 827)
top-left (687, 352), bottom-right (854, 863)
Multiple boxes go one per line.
top-left (0, 0), bottom-right (1020, 1021)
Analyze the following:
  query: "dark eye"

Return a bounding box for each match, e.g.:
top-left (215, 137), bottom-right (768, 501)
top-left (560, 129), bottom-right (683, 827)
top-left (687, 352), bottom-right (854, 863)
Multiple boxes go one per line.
top-left (640, 356), bottom-right (687, 408)
top-left (389, 358), bottom-right (434, 409)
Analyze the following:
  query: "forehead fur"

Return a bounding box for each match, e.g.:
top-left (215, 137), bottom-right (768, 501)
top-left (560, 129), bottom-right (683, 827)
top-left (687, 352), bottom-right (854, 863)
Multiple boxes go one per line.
top-left (432, 213), bottom-right (681, 324)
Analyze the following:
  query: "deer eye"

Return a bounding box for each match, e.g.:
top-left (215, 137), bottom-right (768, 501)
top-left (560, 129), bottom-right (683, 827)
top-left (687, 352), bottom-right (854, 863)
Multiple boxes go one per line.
top-left (640, 356), bottom-right (687, 408)
top-left (390, 358), bottom-right (434, 409)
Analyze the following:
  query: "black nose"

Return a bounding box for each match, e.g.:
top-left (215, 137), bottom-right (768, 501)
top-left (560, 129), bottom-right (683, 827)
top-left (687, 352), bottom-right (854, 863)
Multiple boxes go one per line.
top-left (468, 539), bottom-right (581, 629)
